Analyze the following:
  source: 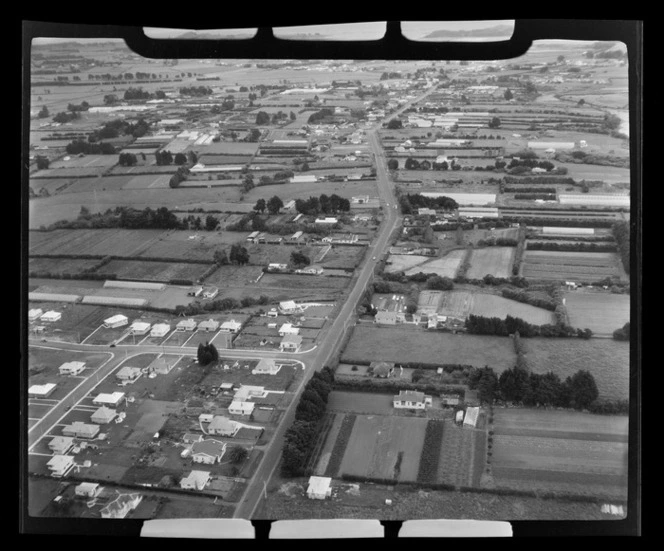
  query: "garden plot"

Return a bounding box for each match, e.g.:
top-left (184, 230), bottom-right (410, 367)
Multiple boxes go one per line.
top-left (466, 247), bottom-right (515, 279)
top-left (563, 291), bottom-right (630, 336)
top-left (521, 250), bottom-right (627, 282)
top-left (404, 249), bottom-right (467, 278)
top-left (338, 414), bottom-right (428, 482)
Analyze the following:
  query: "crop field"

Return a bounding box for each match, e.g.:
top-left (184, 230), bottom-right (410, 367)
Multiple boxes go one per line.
top-left (404, 250), bottom-right (467, 278)
top-left (490, 408), bottom-right (628, 499)
top-left (202, 264), bottom-right (264, 287)
top-left (50, 155), bottom-right (118, 170)
top-left (122, 174), bottom-right (173, 190)
top-left (466, 247), bottom-right (515, 279)
top-left (563, 291), bottom-right (630, 336)
top-left (246, 179), bottom-right (378, 203)
top-left (342, 325), bottom-right (516, 369)
top-left (522, 338), bottom-right (630, 402)
top-left (28, 257), bottom-right (100, 275)
top-left (337, 414), bottom-right (428, 482)
top-left (103, 259), bottom-right (211, 282)
top-left (245, 244), bottom-right (317, 266)
top-left (29, 229), bottom-right (167, 256)
top-left (61, 175), bottom-right (133, 194)
top-left (258, 273), bottom-right (349, 291)
top-left (521, 250), bottom-right (627, 282)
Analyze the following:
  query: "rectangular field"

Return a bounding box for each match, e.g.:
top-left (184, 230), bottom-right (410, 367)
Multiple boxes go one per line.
top-left (122, 174), bottom-right (172, 190)
top-left (103, 259), bottom-right (211, 282)
top-left (29, 229), bottom-right (167, 257)
top-left (491, 408), bottom-right (628, 499)
top-left (342, 325), bottom-right (516, 369)
top-left (563, 291), bottom-right (630, 335)
top-left (470, 293), bottom-right (556, 325)
top-left (521, 250), bottom-right (627, 282)
top-left (404, 249), bottom-right (467, 278)
top-left (29, 257), bottom-right (101, 275)
top-left (338, 414), bottom-right (428, 482)
top-left (384, 255), bottom-right (431, 273)
top-left (466, 247), bottom-right (515, 279)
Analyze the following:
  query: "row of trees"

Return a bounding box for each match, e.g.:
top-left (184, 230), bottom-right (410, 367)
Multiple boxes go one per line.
top-left (399, 193), bottom-right (458, 214)
top-left (470, 365), bottom-right (600, 410)
top-left (465, 314), bottom-right (593, 339)
top-left (295, 194), bottom-right (351, 215)
top-left (179, 86), bottom-right (213, 96)
top-left (65, 140), bottom-right (115, 155)
top-left (526, 241), bottom-right (617, 253)
top-left (281, 367), bottom-right (335, 476)
top-left (175, 295), bottom-right (270, 317)
top-left (612, 221), bottom-right (630, 275)
top-left (253, 196), bottom-right (285, 215)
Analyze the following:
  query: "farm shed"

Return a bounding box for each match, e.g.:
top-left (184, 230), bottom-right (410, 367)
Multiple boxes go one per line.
top-left (62, 421), bottom-right (100, 439)
top-left (150, 323), bottom-right (171, 337)
top-left (527, 141), bottom-right (576, 150)
top-left (91, 406), bottom-right (117, 425)
top-left (458, 206), bottom-right (499, 219)
top-left (103, 314), bottom-right (129, 328)
top-left (176, 319), bottom-right (197, 331)
top-left (463, 406), bottom-right (480, 428)
top-left (104, 281), bottom-right (165, 290)
top-left (203, 287), bottom-right (219, 299)
top-left (100, 493), bottom-right (143, 519)
top-left (75, 482), bottom-right (102, 498)
top-left (40, 310), bottom-right (62, 322)
top-left (28, 308), bottom-right (43, 322)
top-left (252, 358), bottom-right (281, 376)
top-left (290, 174), bottom-right (318, 184)
top-left (188, 286), bottom-right (204, 297)
top-left (28, 383), bottom-right (57, 398)
top-left (208, 416), bottom-right (239, 437)
top-left (306, 476), bottom-right (333, 500)
top-left (116, 366), bottom-right (142, 381)
top-left (82, 296), bottom-right (148, 307)
top-left (58, 361), bottom-right (86, 376)
top-left (93, 392), bottom-right (125, 408)
top-left (229, 401), bottom-right (255, 416)
top-left (542, 226), bottom-right (595, 235)
top-left (393, 390), bottom-right (432, 410)
top-left (279, 334), bottom-right (303, 352)
top-left (191, 439), bottom-right (227, 464)
top-left (48, 436), bottom-right (75, 455)
top-left (198, 319), bottom-right (220, 332)
top-left (558, 194), bottom-right (630, 207)
top-left (180, 470), bottom-right (211, 491)
top-left (47, 455), bottom-right (75, 478)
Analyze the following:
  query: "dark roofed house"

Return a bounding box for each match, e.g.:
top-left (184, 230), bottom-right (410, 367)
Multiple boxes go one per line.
top-left (370, 361), bottom-right (395, 378)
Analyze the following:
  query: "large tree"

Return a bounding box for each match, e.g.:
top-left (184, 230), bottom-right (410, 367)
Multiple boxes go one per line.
top-left (267, 195), bottom-right (284, 214)
top-left (229, 243), bottom-right (250, 265)
top-left (253, 198), bottom-right (267, 213)
top-left (567, 370), bottom-right (599, 410)
top-left (205, 215), bottom-right (219, 231)
top-left (290, 250), bottom-right (311, 268)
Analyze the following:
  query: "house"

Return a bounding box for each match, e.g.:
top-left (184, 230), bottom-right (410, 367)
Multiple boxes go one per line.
top-left (188, 286), bottom-right (204, 297)
top-left (267, 263), bottom-right (288, 272)
top-left (176, 319), bottom-right (197, 332)
top-left (28, 308), bottom-right (43, 322)
top-left (220, 319), bottom-right (243, 333)
top-left (314, 217), bottom-right (338, 225)
top-left (48, 436), bottom-right (75, 455)
top-left (208, 416), bottom-right (240, 437)
top-left (371, 361), bottom-right (394, 378)
top-left (40, 311), bottom-right (62, 323)
top-left (191, 439), bottom-right (227, 464)
top-left (203, 287), bottom-right (219, 299)
top-left (129, 321), bottom-right (151, 335)
top-left (198, 319), bottom-right (220, 332)
top-left (63, 421), bottom-right (100, 439)
top-left (93, 392), bottom-right (125, 408)
top-left (279, 334), bottom-right (303, 352)
top-left (374, 311), bottom-right (398, 325)
top-left (47, 455), bottom-right (75, 477)
top-left (58, 360), bottom-right (87, 377)
top-left (150, 323), bottom-right (171, 337)
top-left (306, 476), bottom-right (333, 500)
top-left (198, 413), bottom-right (214, 424)
top-left (393, 390), bottom-right (432, 410)
top-left (427, 315), bottom-right (439, 330)
top-left (103, 314), bottom-right (128, 328)
top-left (28, 383), bottom-right (57, 398)
top-left (75, 482), bottom-right (102, 498)
top-left (180, 470), bottom-right (211, 491)
top-left (91, 406), bottom-right (117, 425)
top-left (233, 385), bottom-right (267, 401)
top-left (228, 400), bottom-right (255, 416)
top-left (252, 358), bottom-right (281, 375)
top-left (100, 493), bottom-right (143, 519)
top-left (418, 208), bottom-right (436, 216)
top-left (149, 356), bottom-right (175, 374)
top-left (116, 365), bottom-right (142, 382)
top-left (278, 323), bottom-right (299, 336)
top-left (183, 433), bottom-right (203, 444)
top-left (246, 231), bottom-right (260, 242)
top-left (279, 300), bottom-right (301, 315)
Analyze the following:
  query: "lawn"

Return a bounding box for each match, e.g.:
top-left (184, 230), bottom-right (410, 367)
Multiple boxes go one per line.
top-left (466, 247), bottom-right (515, 279)
top-left (489, 407), bottom-right (628, 500)
top-left (563, 291), bottom-right (630, 336)
top-left (338, 414), bottom-right (428, 482)
top-left (342, 325), bottom-right (517, 370)
top-left (522, 338), bottom-right (630, 402)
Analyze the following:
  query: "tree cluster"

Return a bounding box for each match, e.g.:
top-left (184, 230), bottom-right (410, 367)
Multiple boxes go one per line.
top-left (179, 86), bottom-right (213, 96)
top-left (123, 87), bottom-right (151, 100)
top-left (197, 342), bottom-right (219, 366)
top-left (295, 194), bottom-right (350, 215)
top-left (229, 243), bottom-right (250, 265)
top-left (465, 313), bottom-right (592, 339)
top-left (612, 322), bottom-right (630, 341)
top-left (65, 140), bottom-right (116, 155)
top-left (52, 111), bottom-right (81, 123)
top-left (399, 193), bottom-right (458, 214)
top-left (307, 108), bottom-right (335, 125)
top-left (612, 221), bottom-right (630, 275)
top-left (118, 152), bottom-right (138, 166)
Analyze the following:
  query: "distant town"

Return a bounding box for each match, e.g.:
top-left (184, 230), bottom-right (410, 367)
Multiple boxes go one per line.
top-left (26, 35), bottom-right (631, 522)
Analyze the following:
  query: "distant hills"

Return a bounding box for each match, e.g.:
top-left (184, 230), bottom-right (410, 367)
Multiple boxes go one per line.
top-left (423, 24), bottom-right (514, 39)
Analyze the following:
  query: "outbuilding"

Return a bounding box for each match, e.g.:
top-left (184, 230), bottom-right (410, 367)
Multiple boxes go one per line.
top-left (306, 476), bottom-right (333, 500)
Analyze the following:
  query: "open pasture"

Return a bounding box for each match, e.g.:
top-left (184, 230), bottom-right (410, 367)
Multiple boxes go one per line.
top-left (384, 254), bottom-right (431, 273)
top-left (491, 408), bottom-right (628, 499)
top-left (342, 325), bottom-right (516, 369)
top-left (465, 247), bottom-right (515, 279)
top-left (49, 155), bottom-right (118, 170)
top-left (122, 174), bottom-right (173, 190)
top-left (338, 414), bottom-right (428, 482)
top-left (103, 259), bottom-right (211, 283)
top-left (29, 257), bottom-right (100, 275)
top-left (61, 175), bottom-right (133, 194)
top-left (404, 249), bottom-right (467, 278)
top-left (563, 291), bottom-right (630, 335)
top-left (521, 250), bottom-right (626, 282)
top-left (29, 229), bottom-right (167, 257)
top-left (319, 246), bottom-right (367, 270)
top-left (258, 273), bottom-right (349, 291)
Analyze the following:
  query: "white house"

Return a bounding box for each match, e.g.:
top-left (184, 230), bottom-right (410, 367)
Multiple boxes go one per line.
top-left (180, 470), bottom-right (211, 491)
top-left (47, 455), bottom-right (75, 478)
top-left (91, 406), bottom-right (117, 425)
top-left (58, 361), bottom-right (86, 376)
top-left (191, 439), bottom-right (227, 464)
top-left (314, 217), bottom-right (338, 225)
top-left (28, 308), bottom-right (43, 322)
top-left (290, 174), bottom-right (317, 184)
top-left (306, 476), bottom-right (333, 500)
top-left (48, 436), bottom-right (75, 455)
top-left (62, 421), bottom-right (100, 439)
top-left (233, 385), bottom-right (267, 401)
top-left (100, 493), bottom-right (143, 519)
top-left (279, 334), bottom-right (303, 352)
top-left (374, 311), bottom-right (398, 325)
top-left (252, 358), bottom-right (281, 375)
top-left (150, 323), bottom-right (171, 337)
top-left (208, 416), bottom-right (240, 437)
top-left (279, 300), bottom-right (301, 315)
top-left (203, 287), bottom-right (219, 299)
top-left (103, 315), bottom-right (128, 328)
top-left (116, 365), bottom-right (142, 382)
top-left (278, 323), bottom-right (299, 336)
top-left (268, 263), bottom-right (288, 272)
top-left (198, 319), bottom-right (220, 332)
top-left (188, 286), bottom-right (204, 297)
top-left (220, 320), bottom-right (243, 333)
top-left (228, 400), bottom-right (255, 416)
top-left (129, 321), bottom-right (151, 335)
top-left (176, 319), bottom-right (197, 331)
top-left (93, 392), bottom-right (125, 408)
top-left (40, 311), bottom-right (62, 323)
top-left (28, 383), bottom-right (57, 398)
top-left (75, 482), bottom-right (102, 498)
top-left (393, 390), bottom-right (432, 410)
